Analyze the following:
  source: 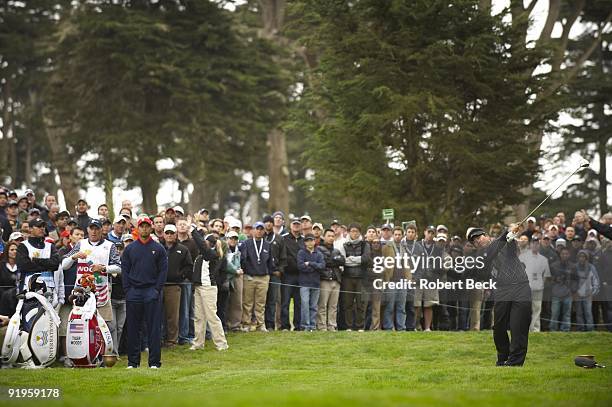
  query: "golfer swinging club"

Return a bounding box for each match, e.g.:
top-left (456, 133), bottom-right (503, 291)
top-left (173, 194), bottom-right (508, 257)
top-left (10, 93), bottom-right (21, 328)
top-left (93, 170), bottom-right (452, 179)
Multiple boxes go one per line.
top-left (467, 223), bottom-right (531, 367)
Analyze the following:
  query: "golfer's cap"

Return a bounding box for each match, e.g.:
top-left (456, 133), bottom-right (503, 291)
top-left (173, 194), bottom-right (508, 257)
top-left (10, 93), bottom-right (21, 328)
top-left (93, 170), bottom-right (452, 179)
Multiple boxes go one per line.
top-left (137, 217), bottom-right (153, 226)
top-left (29, 218), bottom-right (46, 228)
top-left (300, 215), bottom-right (312, 222)
top-left (60, 230), bottom-right (70, 238)
top-left (164, 224), bottom-right (177, 233)
top-left (227, 231), bottom-right (239, 239)
top-left (313, 223), bottom-right (323, 230)
top-left (88, 219), bottom-right (102, 228)
top-left (9, 232), bottom-right (24, 241)
top-left (436, 224), bottom-right (448, 232)
top-left (291, 218), bottom-right (301, 225)
top-left (253, 221), bottom-right (265, 229)
top-left (244, 224), bottom-right (253, 229)
top-left (527, 216), bottom-right (536, 223)
top-left (573, 236), bottom-right (582, 242)
top-left (466, 227), bottom-right (486, 242)
top-left (122, 234), bottom-right (135, 242)
top-left (555, 238), bottom-right (567, 247)
top-left (531, 236), bottom-right (540, 242)
top-left (172, 206), bottom-right (184, 215)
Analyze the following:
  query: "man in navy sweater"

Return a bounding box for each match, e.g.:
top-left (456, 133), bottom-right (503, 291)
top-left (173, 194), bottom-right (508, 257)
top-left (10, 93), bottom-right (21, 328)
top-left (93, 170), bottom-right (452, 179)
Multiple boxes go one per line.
top-left (121, 217), bottom-right (168, 369)
top-left (240, 221), bottom-right (274, 332)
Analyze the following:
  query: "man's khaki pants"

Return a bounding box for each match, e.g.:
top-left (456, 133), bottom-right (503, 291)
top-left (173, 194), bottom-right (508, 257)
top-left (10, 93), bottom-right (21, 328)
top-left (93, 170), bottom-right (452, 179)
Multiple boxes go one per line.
top-left (193, 285), bottom-right (228, 349)
top-left (228, 274), bottom-right (243, 330)
top-left (163, 285), bottom-right (181, 345)
top-left (530, 289), bottom-right (543, 332)
top-left (317, 280), bottom-right (340, 330)
top-left (469, 289), bottom-right (483, 331)
top-left (242, 275), bottom-right (270, 329)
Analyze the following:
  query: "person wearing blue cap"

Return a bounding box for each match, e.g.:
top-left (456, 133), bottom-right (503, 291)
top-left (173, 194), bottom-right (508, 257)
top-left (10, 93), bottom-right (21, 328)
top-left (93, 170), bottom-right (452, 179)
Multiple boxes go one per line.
top-left (240, 221), bottom-right (274, 332)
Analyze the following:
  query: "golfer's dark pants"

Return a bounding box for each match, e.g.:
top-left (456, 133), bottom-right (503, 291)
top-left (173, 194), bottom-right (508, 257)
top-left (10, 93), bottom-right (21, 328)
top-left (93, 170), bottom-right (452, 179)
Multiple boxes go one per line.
top-left (493, 300), bottom-right (531, 366)
top-left (127, 287), bottom-right (162, 368)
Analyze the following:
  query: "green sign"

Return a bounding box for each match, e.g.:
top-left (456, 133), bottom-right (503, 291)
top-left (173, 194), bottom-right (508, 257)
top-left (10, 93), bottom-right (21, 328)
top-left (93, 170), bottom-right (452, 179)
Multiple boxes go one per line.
top-left (382, 208), bottom-right (394, 220)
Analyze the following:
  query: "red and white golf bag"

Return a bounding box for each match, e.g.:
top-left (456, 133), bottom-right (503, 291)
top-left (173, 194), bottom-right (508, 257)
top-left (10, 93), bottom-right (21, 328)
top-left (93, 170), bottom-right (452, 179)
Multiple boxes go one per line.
top-left (65, 276), bottom-right (113, 368)
top-left (1, 274), bottom-right (60, 368)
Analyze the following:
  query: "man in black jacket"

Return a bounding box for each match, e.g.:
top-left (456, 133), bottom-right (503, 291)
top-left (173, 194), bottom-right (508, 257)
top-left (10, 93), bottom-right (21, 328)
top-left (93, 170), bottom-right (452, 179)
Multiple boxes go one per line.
top-left (263, 215), bottom-right (287, 330)
top-left (281, 218), bottom-right (304, 330)
top-left (317, 229), bottom-right (345, 331)
top-left (162, 224), bottom-right (193, 347)
top-left (342, 223), bottom-right (371, 331)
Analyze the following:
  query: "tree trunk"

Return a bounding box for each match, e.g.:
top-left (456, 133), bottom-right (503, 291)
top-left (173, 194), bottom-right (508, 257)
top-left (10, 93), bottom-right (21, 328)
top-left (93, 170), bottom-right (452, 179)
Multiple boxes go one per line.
top-left (0, 80), bottom-right (11, 181)
top-left (258, 0), bottom-right (291, 216)
top-left (104, 165), bottom-right (115, 219)
top-left (597, 138), bottom-right (608, 214)
top-left (267, 128), bottom-right (290, 215)
top-left (139, 159), bottom-right (159, 215)
top-left (43, 114), bottom-right (80, 211)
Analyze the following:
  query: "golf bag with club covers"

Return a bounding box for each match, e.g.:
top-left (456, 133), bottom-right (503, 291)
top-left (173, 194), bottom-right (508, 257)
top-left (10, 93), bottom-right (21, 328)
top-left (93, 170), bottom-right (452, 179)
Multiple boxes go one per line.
top-left (1, 274), bottom-right (61, 368)
top-left (65, 274), bottom-right (113, 368)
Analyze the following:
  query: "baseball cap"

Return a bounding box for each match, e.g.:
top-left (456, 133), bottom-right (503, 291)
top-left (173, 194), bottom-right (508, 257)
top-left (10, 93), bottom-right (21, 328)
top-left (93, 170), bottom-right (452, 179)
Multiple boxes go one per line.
top-left (291, 218), bottom-right (301, 225)
top-left (101, 217), bottom-right (112, 225)
top-left (122, 234), bottom-right (135, 242)
top-left (426, 225), bottom-right (436, 232)
top-left (587, 229), bottom-right (598, 237)
top-left (436, 224), bottom-right (448, 232)
top-left (227, 231), bottom-right (239, 239)
top-left (451, 235), bottom-right (461, 241)
top-left (527, 216), bottom-right (536, 223)
top-left (263, 215), bottom-right (274, 223)
top-left (381, 224), bottom-right (392, 230)
top-left (88, 219), bottom-right (102, 228)
top-left (198, 208), bottom-right (209, 214)
top-left (114, 215), bottom-right (127, 224)
top-left (164, 224), bottom-right (177, 233)
top-left (304, 233), bottom-right (315, 241)
top-left (436, 233), bottom-right (448, 242)
top-left (165, 207), bottom-right (175, 213)
top-left (313, 223), bottom-right (323, 230)
top-left (253, 221), bottom-right (265, 229)
top-left (272, 211), bottom-right (284, 219)
top-left (300, 215), bottom-right (312, 222)
top-left (57, 210), bottom-right (70, 218)
top-left (28, 208), bottom-right (41, 215)
top-left (7, 200), bottom-right (18, 207)
top-left (330, 219), bottom-right (340, 226)
top-left (172, 206), bottom-right (185, 215)
top-left (77, 198), bottom-right (88, 204)
top-left (229, 219), bottom-right (242, 229)
top-left (555, 238), bottom-right (567, 247)
top-left (137, 217), bottom-right (153, 226)
top-left (9, 232), bottom-right (24, 241)
top-left (29, 218), bottom-right (46, 228)
top-left (549, 224), bottom-right (558, 231)
top-left (24, 188), bottom-right (34, 196)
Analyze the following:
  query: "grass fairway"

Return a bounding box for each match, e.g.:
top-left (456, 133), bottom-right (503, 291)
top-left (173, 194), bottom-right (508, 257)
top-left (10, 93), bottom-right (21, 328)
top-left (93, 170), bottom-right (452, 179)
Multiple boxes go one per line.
top-left (1, 331), bottom-right (610, 406)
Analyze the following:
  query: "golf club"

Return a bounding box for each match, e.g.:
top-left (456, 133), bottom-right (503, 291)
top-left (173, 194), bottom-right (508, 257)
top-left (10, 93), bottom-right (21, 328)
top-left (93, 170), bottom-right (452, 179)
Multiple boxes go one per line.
top-left (507, 157), bottom-right (590, 241)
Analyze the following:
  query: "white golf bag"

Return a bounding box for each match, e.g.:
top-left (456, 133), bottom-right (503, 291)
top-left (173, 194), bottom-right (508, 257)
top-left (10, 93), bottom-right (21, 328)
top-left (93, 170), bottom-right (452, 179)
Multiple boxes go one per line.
top-left (1, 275), bottom-right (60, 368)
top-left (65, 283), bottom-right (113, 368)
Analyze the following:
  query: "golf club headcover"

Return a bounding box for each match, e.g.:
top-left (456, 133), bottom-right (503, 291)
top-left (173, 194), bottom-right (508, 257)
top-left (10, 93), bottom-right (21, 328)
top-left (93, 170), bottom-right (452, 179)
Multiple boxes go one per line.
top-left (574, 357), bottom-right (604, 368)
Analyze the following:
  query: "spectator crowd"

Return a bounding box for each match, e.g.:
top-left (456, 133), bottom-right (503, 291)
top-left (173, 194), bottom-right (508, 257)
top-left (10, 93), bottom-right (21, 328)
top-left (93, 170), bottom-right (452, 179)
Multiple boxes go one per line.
top-left (0, 186), bottom-right (610, 367)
